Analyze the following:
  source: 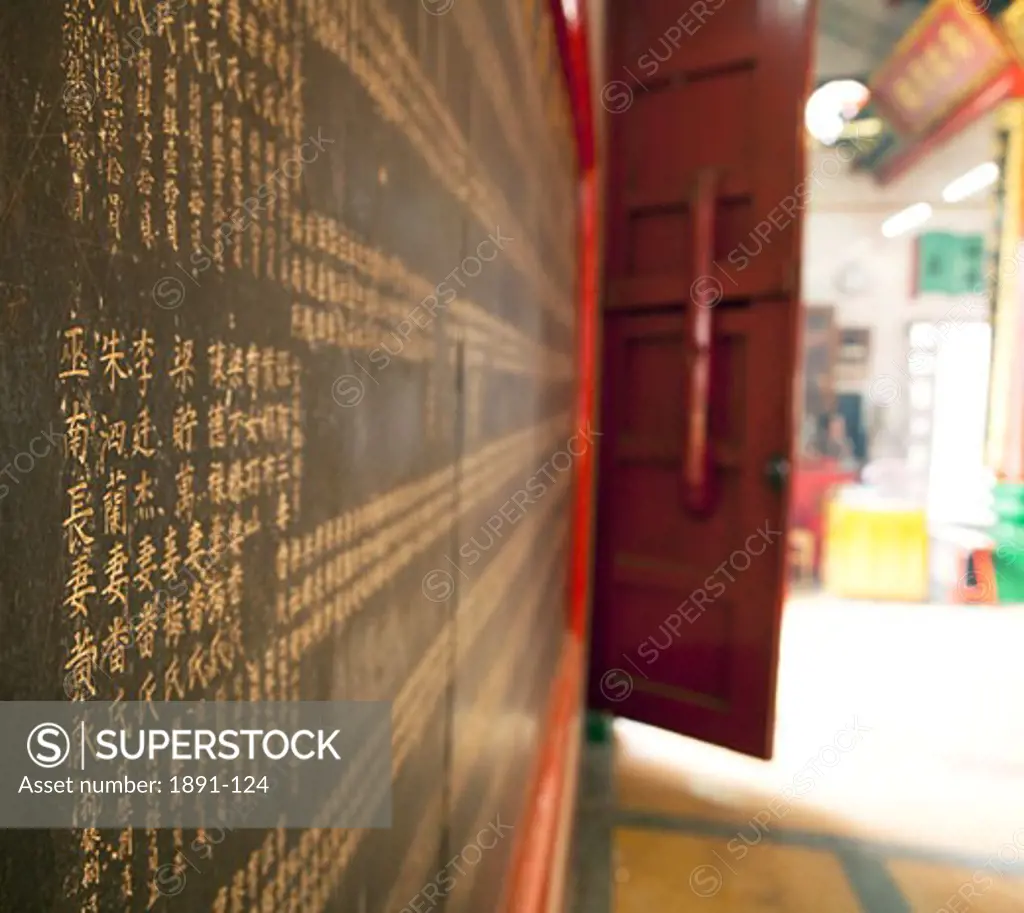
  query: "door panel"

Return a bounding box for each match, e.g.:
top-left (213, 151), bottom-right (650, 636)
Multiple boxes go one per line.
top-left (589, 0), bottom-right (816, 758)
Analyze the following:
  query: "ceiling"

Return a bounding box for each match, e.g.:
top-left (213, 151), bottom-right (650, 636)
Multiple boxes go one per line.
top-left (815, 0), bottom-right (926, 81)
top-left (808, 113), bottom-right (997, 209)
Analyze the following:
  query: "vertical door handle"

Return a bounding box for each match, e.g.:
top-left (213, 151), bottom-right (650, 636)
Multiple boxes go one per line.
top-left (681, 168), bottom-right (720, 517)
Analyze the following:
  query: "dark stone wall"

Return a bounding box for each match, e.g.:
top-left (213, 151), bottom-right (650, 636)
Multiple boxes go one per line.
top-left (0, 0), bottom-right (578, 909)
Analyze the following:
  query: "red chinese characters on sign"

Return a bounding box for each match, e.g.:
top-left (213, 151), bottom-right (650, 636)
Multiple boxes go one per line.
top-left (870, 0), bottom-right (1011, 137)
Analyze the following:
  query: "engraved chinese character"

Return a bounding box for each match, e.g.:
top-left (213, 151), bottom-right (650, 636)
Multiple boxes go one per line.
top-left (64, 552), bottom-right (97, 619)
top-left (245, 344), bottom-right (260, 390)
top-left (207, 40), bottom-right (225, 89)
top-left (135, 601), bottom-right (158, 659)
top-left (103, 541), bottom-right (130, 609)
top-left (66, 626), bottom-right (99, 698)
top-left (209, 573), bottom-right (227, 624)
top-left (227, 461), bottom-right (244, 504)
top-left (134, 534), bottom-right (158, 593)
top-left (226, 54), bottom-right (242, 100)
top-left (184, 19), bottom-right (201, 65)
top-left (133, 329), bottom-right (155, 397)
top-left (187, 579), bottom-right (207, 633)
top-left (208, 402), bottom-right (228, 450)
top-left (99, 418), bottom-right (128, 474)
top-left (132, 405), bottom-right (157, 457)
top-left (60, 327), bottom-right (89, 380)
top-left (170, 336), bottom-right (196, 393)
top-left (261, 347), bottom-right (276, 391)
top-left (164, 655), bottom-right (186, 699)
top-left (134, 469), bottom-right (156, 521)
top-left (245, 410), bottom-right (262, 444)
top-left (103, 469), bottom-right (128, 536)
top-left (228, 408), bottom-right (247, 446)
top-left (140, 670), bottom-right (158, 703)
top-left (185, 519), bottom-right (206, 576)
top-left (275, 350), bottom-right (291, 387)
top-left (244, 457), bottom-right (261, 497)
top-left (172, 402), bottom-right (198, 452)
top-left (227, 561), bottom-right (243, 607)
top-left (101, 329), bottom-right (132, 391)
top-left (209, 461), bottom-right (226, 505)
top-left (188, 643), bottom-right (209, 689)
top-left (65, 400), bottom-right (91, 466)
top-left (175, 460), bottom-right (196, 521)
top-left (276, 541), bottom-right (289, 581)
top-left (64, 481), bottom-right (95, 554)
top-left (164, 597), bottom-right (185, 649)
top-left (162, 527), bottom-right (182, 582)
top-left (209, 342), bottom-right (228, 388)
top-left (202, 632), bottom-right (222, 682)
top-left (102, 616), bottom-right (132, 675)
top-left (227, 345), bottom-right (245, 388)
top-left (119, 830), bottom-right (134, 899)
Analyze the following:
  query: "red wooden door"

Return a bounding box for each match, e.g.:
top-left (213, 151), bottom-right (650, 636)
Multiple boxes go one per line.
top-left (589, 0), bottom-right (816, 758)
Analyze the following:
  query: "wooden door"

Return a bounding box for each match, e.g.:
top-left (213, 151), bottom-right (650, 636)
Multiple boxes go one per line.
top-left (588, 0), bottom-right (816, 758)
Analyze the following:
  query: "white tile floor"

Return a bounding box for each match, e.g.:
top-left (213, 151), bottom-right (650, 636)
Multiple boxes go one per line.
top-left (775, 594), bottom-right (1024, 852)
top-left (570, 594), bottom-right (1024, 912)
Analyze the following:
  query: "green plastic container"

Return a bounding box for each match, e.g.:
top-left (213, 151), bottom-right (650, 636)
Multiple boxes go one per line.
top-left (993, 543), bottom-right (1024, 602)
top-left (585, 711), bottom-right (614, 745)
top-left (991, 483), bottom-right (1024, 601)
top-left (992, 482), bottom-right (1024, 524)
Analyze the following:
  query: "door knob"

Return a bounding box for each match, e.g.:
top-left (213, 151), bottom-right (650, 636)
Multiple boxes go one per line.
top-left (764, 455), bottom-right (790, 491)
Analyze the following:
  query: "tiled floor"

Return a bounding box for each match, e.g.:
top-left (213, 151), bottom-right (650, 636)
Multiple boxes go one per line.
top-left (570, 595), bottom-right (1024, 912)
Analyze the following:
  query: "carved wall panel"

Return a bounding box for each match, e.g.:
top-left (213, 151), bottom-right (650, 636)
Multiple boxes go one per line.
top-left (0, 0), bottom-right (578, 909)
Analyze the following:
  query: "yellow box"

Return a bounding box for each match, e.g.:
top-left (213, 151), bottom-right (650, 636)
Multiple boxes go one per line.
top-left (822, 496), bottom-right (929, 601)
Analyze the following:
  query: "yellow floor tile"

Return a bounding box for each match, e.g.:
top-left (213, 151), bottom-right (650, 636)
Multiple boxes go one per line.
top-left (613, 827), bottom-right (861, 913)
top-left (889, 858), bottom-right (1024, 913)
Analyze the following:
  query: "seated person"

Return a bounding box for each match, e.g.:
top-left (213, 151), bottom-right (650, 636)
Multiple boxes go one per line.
top-left (819, 413), bottom-right (857, 469)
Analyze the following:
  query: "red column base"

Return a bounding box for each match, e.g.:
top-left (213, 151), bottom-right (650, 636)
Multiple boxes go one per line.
top-left (502, 637), bottom-right (584, 913)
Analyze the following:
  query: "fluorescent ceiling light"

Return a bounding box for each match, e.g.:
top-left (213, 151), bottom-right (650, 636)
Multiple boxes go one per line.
top-left (941, 162), bottom-right (999, 203)
top-left (882, 203), bottom-right (933, 238)
top-left (805, 80), bottom-right (870, 146)
top-left (843, 118), bottom-right (882, 139)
